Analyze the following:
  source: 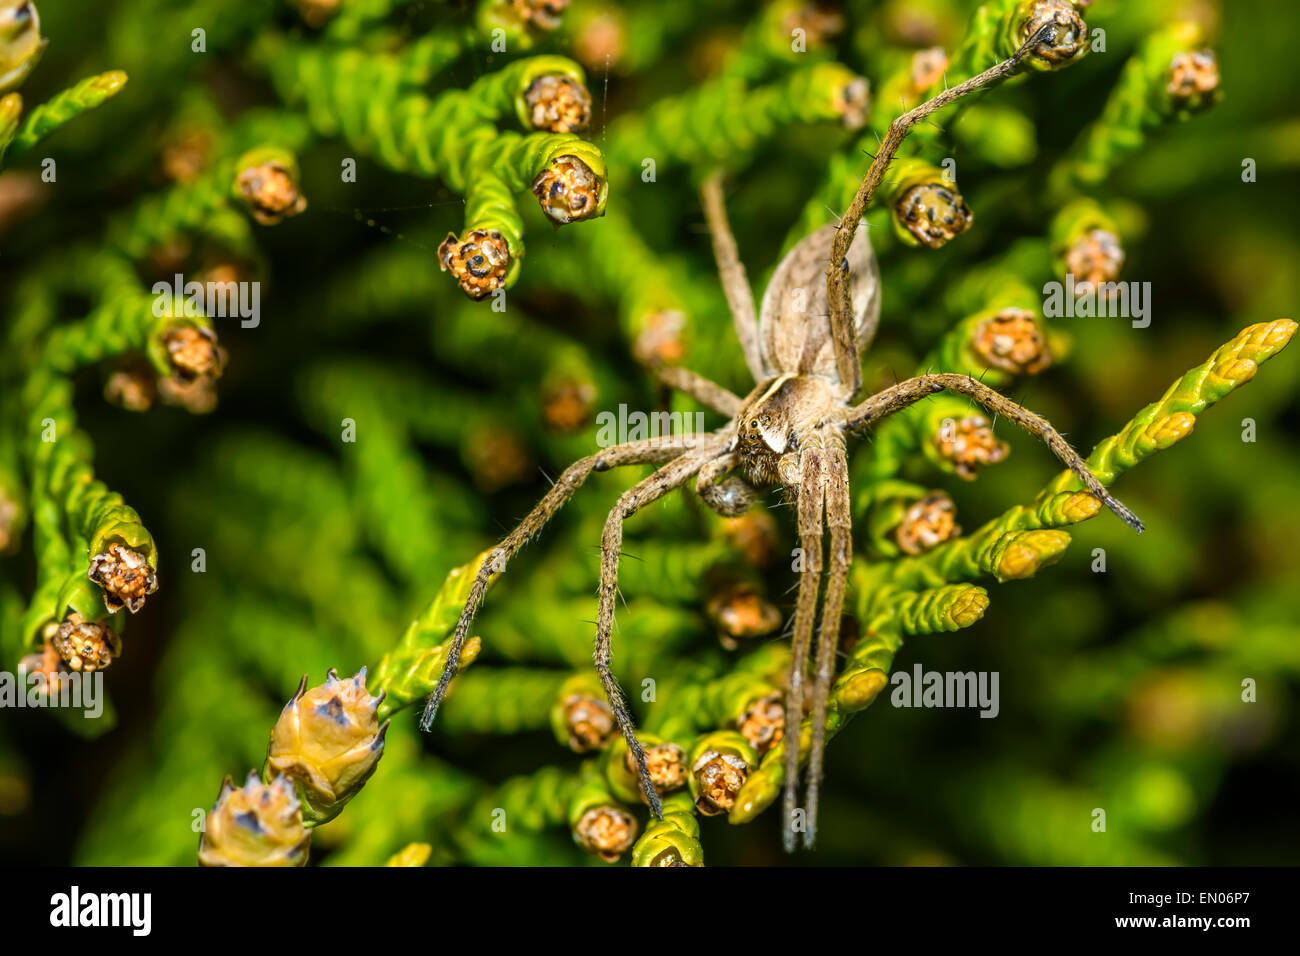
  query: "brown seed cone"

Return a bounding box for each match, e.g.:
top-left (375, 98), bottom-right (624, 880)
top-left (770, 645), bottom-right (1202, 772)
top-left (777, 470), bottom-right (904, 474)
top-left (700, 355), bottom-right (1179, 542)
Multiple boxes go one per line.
top-left (562, 693), bottom-right (615, 752)
top-left (936, 415), bottom-right (1009, 480)
top-left (897, 181), bottom-right (973, 248)
top-left (163, 324), bottom-right (224, 382)
top-left (532, 155), bottom-right (601, 224)
top-left (524, 74), bottom-right (591, 133)
top-left (574, 806), bottom-right (637, 862)
top-left (88, 542), bottom-right (158, 613)
top-left (198, 773), bottom-right (310, 867)
top-left (1019, 0), bottom-right (1089, 68)
top-left (235, 160), bottom-right (307, 225)
top-left (438, 229), bottom-right (511, 299)
top-left (738, 692), bottom-right (785, 754)
top-left (1065, 228), bottom-right (1124, 289)
top-left (625, 742), bottom-right (689, 797)
top-left (692, 749), bottom-right (749, 815)
top-left (895, 491), bottom-right (961, 556)
top-left (266, 668), bottom-right (387, 824)
top-left (51, 613), bottom-right (120, 673)
top-left (973, 308), bottom-right (1052, 376)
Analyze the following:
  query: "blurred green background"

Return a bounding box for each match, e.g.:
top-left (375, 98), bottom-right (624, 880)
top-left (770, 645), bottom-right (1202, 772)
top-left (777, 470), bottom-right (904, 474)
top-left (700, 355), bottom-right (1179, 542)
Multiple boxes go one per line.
top-left (1, 0), bottom-right (1298, 865)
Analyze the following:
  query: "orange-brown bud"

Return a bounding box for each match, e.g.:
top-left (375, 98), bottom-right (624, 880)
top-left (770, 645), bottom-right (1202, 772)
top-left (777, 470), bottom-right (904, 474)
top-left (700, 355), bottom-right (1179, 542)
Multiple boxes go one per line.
top-left (51, 613), bottom-right (119, 673)
top-left (625, 741), bottom-right (688, 797)
top-left (692, 749), bottom-right (749, 815)
top-left (895, 491), bottom-right (961, 556)
top-left (198, 773), bottom-right (310, 867)
top-left (897, 181), bottom-right (972, 248)
top-left (738, 692), bottom-right (785, 754)
top-left (973, 309), bottom-right (1052, 376)
top-left (561, 693), bottom-right (614, 752)
top-left (532, 154), bottom-right (601, 224)
top-left (524, 74), bottom-right (591, 133)
top-left (235, 159), bottom-right (307, 226)
top-left (936, 415), bottom-right (1009, 480)
top-left (88, 542), bottom-right (158, 613)
top-left (266, 668), bottom-right (388, 825)
top-left (573, 806), bottom-right (637, 862)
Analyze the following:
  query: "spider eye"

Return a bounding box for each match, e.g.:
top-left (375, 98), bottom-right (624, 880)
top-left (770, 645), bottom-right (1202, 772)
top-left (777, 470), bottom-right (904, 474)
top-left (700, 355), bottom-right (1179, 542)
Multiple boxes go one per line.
top-left (749, 419), bottom-right (758, 429)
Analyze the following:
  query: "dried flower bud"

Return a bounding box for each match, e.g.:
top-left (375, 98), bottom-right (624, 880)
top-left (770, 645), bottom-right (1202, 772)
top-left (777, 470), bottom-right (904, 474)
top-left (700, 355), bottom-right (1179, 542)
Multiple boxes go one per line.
top-left (160, 126), bottom-right (213, 184)
top-left (198, 773), bottom-right (310, 867)
top-left (692, 749), bottom-right (749, 815)
top-left (0, 1), bottom-right (46, 93)
top-left (911, 46), bottom-right (949, 93)
top-left (706, 581), bottom-right (782, 649)
top-left (541, 377), bottom-right (597, 432)
top-left (625, 741), bottom-right (688, 797)
top-left (573, 12), bottom-right (625, 70)
top-left (573, 806), bottom-right (637, 862)
top-left (524, 74), bottom-right (591, 133)
top-left (163, 324), bottom-right (224, 382)
top-left (103, 363), bottom-right (156, 412)
top-left (896, 491), bottom-right (961, 556)
top-left (560, 693), bottom-right (614, 752)
top-left (973, 309), bottom-right (1052, 375)
top-left (51, 612), bottom-right (120, 672)
top-left (532, 154), bottom-right (601, 224)
top-left (1065, 228), bottom-right (1124, 289)
top-left (88, 543), bottom-right (158, 613)
top-left (266, 668), bottom-right (388, 824)
top-left (438, 229), bottom-right (511, 299)
top-left (833, 77), bottom-right (870, 130)
top-left (235, 158), bottom-right (307, 226)
top-left (1017, 0), bottom-right (1088, 70)
top-left (738, 692), bottom-right (785, 754)
top-left (897, 181), bottom-right (972, 249)
top-left (1166, 49), bottom-right (1220, 112)
top-left (513, 0), bottom-right (568, 32)
top-left (632, 309), bottom-right (687, 367)
top-left (936, 415), bottom-right (1009, 480)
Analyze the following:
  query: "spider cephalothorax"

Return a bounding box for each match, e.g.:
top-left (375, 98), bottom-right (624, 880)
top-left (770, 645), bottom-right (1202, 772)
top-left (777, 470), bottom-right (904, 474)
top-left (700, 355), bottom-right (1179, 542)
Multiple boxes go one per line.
top-left (420, 25), bottom-right (1142, 855)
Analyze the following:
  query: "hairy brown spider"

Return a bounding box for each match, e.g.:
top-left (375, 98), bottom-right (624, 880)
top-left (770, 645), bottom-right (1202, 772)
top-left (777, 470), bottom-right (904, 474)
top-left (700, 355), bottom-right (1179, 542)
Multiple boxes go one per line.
top-left (421, 26), bottom-right (1143, 852)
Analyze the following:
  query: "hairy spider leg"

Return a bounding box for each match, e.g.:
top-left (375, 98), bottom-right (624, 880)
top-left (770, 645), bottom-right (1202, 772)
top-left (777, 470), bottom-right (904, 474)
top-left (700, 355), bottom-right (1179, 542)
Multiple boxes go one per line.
top-left (419, 435), bottom-right (697, 733)
top-left (841, 373), bottom-right (1144, 532)
top-left (593, 446), bottom-right (723, 816)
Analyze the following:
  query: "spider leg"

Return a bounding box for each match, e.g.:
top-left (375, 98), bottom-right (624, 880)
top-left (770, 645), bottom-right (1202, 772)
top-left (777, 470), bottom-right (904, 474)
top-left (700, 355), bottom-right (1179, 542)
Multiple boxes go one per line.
top-left (783, 443), bottom-right (825, 852)
top-left (695, 452), bottom-right (757, 517)
top-left (653, 364), bottom-right (743, 417)
top-left (594, 447), bottom-right (720, 817)
top-left (419, 435), bottom-right (697, 733)
top-left (804, 436), bottom-right (851, 849)
top-left (701, 172), bottom-right (767, 382)
top-left (825, 27), bottom-right (1055, 397)
top-left (841, 373), bottom-right (1144, 532)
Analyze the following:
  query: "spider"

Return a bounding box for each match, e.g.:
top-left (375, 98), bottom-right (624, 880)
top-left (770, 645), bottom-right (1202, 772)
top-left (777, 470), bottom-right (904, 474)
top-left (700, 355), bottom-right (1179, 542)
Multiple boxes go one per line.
top-left (421, 26), bottom-right (1143, 852)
